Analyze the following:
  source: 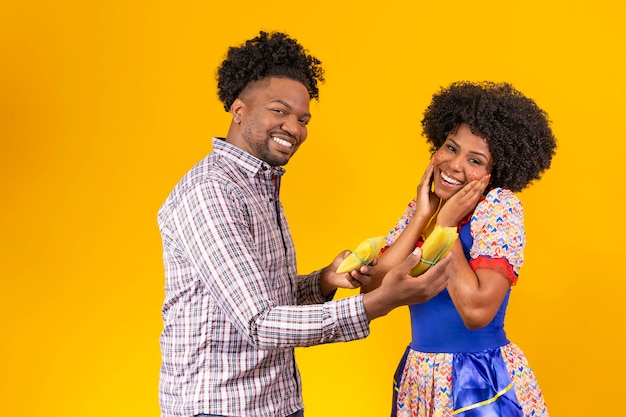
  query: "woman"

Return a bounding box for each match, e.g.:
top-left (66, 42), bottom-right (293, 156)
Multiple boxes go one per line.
top-left (363, 81), bottom-right (557, 416)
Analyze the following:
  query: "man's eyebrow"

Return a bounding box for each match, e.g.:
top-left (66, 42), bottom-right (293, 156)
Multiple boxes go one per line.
top-left (271, 99), bottom-right (311, 118)
top-left (271, 99), bottom-right (292, 108)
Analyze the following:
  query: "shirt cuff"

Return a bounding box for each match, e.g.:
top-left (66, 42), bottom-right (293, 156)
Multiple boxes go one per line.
top-left (322, 294), bottom-right (370, 343)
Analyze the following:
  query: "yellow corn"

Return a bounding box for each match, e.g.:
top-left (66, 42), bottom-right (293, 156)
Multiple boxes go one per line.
top-left (409, 225), bottom-right (458, 276)
top-left (336, 236), bottom-right (386, 273)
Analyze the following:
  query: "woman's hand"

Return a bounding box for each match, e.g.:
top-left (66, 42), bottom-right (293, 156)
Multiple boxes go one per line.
top-left (415, 160), bottom-right (442, 221)
top-left (437, 174), bottom-right (490, 227)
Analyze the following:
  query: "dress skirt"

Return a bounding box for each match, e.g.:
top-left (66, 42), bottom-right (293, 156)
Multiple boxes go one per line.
top-left (392, 343), bottom-right (548, 417)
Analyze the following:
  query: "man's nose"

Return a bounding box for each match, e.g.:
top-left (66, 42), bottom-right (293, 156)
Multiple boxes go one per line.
top-left (281, 115), bottom-right (300, 138)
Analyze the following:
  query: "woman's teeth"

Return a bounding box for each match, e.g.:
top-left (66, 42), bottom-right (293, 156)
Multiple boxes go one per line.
top-left (441, 172), bottom-right (462, 185)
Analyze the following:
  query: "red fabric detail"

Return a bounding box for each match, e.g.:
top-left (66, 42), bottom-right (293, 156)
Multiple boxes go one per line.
top-left (469, 256), bottom-right (518, 285)
top-left (381, 237), bottom-right (422, 254)
top-left (458, 212), bottom-right (473, 229)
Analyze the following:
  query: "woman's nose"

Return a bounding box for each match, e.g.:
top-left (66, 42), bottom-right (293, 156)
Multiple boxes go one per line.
top-left (449, 155), bottom-right (463, 172)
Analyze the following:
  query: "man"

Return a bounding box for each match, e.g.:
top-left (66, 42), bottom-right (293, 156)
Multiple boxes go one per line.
top-left (157, 31), bottom-right (450, 417)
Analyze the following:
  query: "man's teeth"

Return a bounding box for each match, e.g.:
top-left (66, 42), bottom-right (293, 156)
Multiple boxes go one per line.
top-left (273, 137), bottom-right (293, 148)
top-left (441, 172), bottom-right (462, 185)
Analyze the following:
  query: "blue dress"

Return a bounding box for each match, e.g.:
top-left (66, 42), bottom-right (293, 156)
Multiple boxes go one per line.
top-left (388, 189), bottom-right (548, 417)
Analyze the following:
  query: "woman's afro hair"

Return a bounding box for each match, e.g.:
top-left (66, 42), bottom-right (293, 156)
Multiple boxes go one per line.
top-left (421, 81), bottom-right (557, 192)
top-left (217, 31), bottom-right (325, 111)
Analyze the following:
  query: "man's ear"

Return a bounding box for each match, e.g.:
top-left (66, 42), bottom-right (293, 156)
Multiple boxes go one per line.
top-left (230, 98), bottom-right (245, 124)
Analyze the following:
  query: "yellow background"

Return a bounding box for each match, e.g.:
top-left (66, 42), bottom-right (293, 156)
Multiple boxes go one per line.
top-left (1, 1), bottom-right (624, 416)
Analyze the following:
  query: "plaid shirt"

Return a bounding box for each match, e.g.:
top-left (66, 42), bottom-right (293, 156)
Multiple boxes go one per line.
top-left (158, 138), bottom-right (370, 417)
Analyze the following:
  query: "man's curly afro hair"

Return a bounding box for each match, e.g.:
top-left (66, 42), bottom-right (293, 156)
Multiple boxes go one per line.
top-left (421, 81), bottom-right (557, 192)
top-left (217, 31), bottom-right (325, 112)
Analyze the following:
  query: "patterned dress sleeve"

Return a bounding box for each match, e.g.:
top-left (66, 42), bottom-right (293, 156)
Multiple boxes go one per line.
top-left (468, 188), bottom-right (525, 285)
top-left (384, 199), bottom-right (417, 248)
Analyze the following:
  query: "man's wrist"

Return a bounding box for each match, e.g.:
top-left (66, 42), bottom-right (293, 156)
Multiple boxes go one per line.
top-left (362, 289), bottom-right (394, 321)
top-left (319, 266), bottom-right (336, 298)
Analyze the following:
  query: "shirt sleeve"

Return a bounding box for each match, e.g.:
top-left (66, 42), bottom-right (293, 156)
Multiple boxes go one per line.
top-left (170, 177), bottom-right (370, 349)
top-left (296, 269), bottom-right (336, 305)
top-left (469, 188), bottom-right (525, 283)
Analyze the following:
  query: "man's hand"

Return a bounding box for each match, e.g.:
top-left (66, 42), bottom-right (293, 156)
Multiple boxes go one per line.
top-left (319, 251), bottom-right (377, 297)
top-left (363, 247), bottom-right (450, 320)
